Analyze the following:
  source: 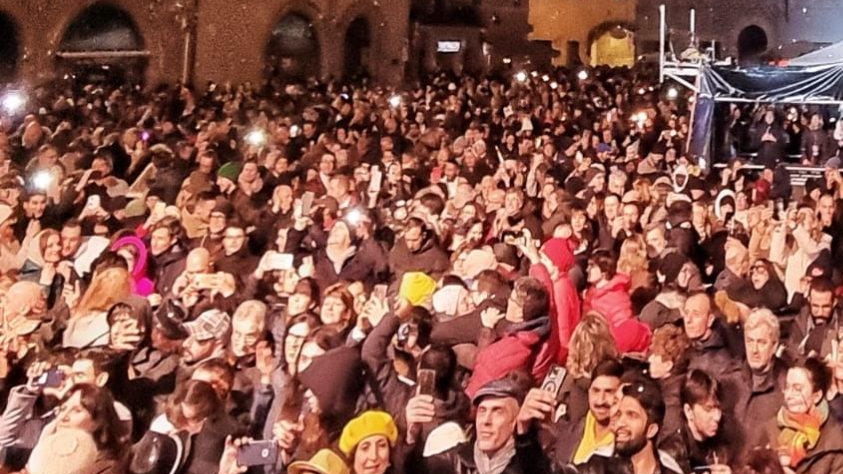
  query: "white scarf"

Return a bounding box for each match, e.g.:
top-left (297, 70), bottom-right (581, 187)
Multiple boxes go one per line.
top-left (473, 437), bottom-right (516, 474)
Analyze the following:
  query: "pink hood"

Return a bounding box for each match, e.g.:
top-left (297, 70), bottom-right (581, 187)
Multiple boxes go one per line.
top-left (111, 235), bottom-right (154, 296)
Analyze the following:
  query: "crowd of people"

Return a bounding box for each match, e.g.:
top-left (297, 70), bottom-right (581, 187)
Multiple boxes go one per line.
top-left (0, 64), bottom-right (843, 474)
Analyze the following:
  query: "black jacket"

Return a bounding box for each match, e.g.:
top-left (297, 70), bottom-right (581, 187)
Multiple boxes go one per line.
top-left (408, 429), bottom-right (552, 474)
top-left (562, 450), bottom-right (683, 474)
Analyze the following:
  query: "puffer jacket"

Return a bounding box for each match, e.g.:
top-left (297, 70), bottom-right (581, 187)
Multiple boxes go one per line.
top-left (465, 317), bottom-right (551, 399)
top-left (583, 273), bottom-right (633, 327)
top-left (529, 237), bottom-right (581, 365)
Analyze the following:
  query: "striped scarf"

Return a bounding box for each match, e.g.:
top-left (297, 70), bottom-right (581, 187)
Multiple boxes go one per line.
top-left (776, 400), bottom-right (828, 467)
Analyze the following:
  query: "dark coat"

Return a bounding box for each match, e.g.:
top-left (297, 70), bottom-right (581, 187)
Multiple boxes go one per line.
top-left (759, 414), bottom-right (843, 474)
top-left (564, 450), bottom-right (683, 474)
top-left (389, 234), bottom-right (450, 282)
top-left (151, 244), bottom-right (186, 296)
top-left (784, 308), bottom-right (840, 364)
top-left (411, 429), bottom-right (552, 474)
top-left (733, 358), bottom-right (788, 448)
top-left (658, 417), bottom-right (743, 473)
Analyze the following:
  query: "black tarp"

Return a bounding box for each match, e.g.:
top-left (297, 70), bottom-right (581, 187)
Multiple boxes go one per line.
top-left (698, 64), bottom-right (843, 103)
top-left (689, 63), bottom-right (843, 164)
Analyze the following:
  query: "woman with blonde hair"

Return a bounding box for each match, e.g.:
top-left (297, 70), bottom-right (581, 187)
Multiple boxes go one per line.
top-left (617, 234), bottom-right (651, 292)
top-left (769, 205), bottom-right (832, 300)
top-left (559, 311), bottom-right (619, 423)
top-left (63, 266), bottom-right (133, 348)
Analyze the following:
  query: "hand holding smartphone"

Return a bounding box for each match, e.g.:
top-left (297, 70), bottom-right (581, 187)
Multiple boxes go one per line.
top-left (236, 440), bottom-right (278, 467)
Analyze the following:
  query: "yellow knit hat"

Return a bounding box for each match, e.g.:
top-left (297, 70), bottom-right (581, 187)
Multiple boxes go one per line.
top-left (398, 272), bottom-right (437, 307)
top-left (338, 411), bottom-right (398, 456)
top-left (288, 449), bottom-right (350, 474)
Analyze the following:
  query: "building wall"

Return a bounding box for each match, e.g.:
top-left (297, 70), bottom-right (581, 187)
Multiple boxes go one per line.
top-left (635, 0), bottom-right (843, 59)
top-left (0, 0), bottom-right (410, 86)
top-left (528, 0), bottom-right (636, 66)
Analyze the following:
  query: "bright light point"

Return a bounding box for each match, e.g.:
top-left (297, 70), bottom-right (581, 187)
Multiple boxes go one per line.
top-left (1, 91), bottom-right (25, 114)
top-left (633, 112), bottom-right (648, 126)
top-left (666, 87), bottom-right (679, 99)
top-left (541, 74), bottom-right (550, 82)
top-left (530, 71), bottom-right (538, 78)
top-left (515, 71), bottom-right (527, 83)
top-left (550, 81), bottom-right (559, 90)
top-left (577, 70), bottom-right (589, 81)
top-left (389, 94), bottom-right (401, 108)
top-left (638, 88), bottom-right (646, 95)
top-left (290, 124), bottom-right (300, 137)
top-left (32, 171), bottom-right (53, 190)
top-left (346, 208), bottom-right (363, 226)
top-left (246, 129), bottom-right (267, 147)
top-left (502, 57), bottom-right (512, 64)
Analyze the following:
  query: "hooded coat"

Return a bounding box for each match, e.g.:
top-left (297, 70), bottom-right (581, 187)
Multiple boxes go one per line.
top-left (465, 317), bottom-right (551, 399)
top-left (18, 230), bottom-right (64, 309)
top-left (529, 237), bottom-right (581, 364)
top-left (583, 273), bottom-right (651, 353)
top-left (110, 235), bottom-right (154, 297)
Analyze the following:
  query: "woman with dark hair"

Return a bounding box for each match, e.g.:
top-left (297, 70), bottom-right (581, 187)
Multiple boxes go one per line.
top-left (721, 258), bottom-right (788, 320)
top-left (29, 383), bottom-right (129, 472)
top-left (18, 229), bottom-right (64, 309)
top-left (760, 357), bottom-right (843, 473)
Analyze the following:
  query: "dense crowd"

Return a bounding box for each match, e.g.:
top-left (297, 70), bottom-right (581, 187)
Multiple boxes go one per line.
top-left (1, 64), bottom-right (843, 474)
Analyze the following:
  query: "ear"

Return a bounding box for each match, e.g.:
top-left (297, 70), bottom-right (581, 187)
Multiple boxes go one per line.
top-left (682, 403), bottom-right (693, 421)
top-left (646, 422), bottom-right (659, 441)
top-left (664, 360), bottom-right (674, 375)
top-left (95, 372), bottom-right (109, 387)
top-left (813, 390), bottom-right (824, 406)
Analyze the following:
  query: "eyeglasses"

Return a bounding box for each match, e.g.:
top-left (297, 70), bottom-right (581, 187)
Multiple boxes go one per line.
top-left (750, 265), bottom-right (767, 273)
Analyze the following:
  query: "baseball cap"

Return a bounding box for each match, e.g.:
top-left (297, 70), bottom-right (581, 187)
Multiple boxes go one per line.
top-left (183, 309), bottom-right (230, 341)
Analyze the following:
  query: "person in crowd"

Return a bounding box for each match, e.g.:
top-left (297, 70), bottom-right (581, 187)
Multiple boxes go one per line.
top-left (3, 60), bottom-right (843, 474)
top-left (758, 358), bottom-right (843, 473)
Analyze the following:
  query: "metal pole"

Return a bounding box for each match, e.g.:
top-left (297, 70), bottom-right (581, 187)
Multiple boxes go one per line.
top-left (659, 4), bottom-right (666, 83)
top-left (690, 8), bottom-right (696, 42)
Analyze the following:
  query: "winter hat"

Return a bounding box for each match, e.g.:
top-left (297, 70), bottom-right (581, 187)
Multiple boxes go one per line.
top-left (423, 422), bottom-right (468, 457)
top-left (183, 309), bottom-right (230, 341)
top-left (299, 346), bottom-right (365, 433)
top-left (399, 272), bottom-right (437, 307)
top-left (460, 248), bottom-right (497, 279)
top-left (338, 411), bottom-right (398, 456)
top-left (288, 449), bottom-right (350, 474)
top-left (542, 237), bottom-right (576, 274)
top-left (611, 319), bottom-right (652, 354)
top-left (216, 161), bottom-right (241, 182)
top-left (124, 198), bottom-right (147, 218)
top-left (27, 428), bottom-right (98, 474)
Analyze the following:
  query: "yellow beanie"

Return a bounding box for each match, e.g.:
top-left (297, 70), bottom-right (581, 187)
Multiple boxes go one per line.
top-left (338, 411), bottom-right (398, 456)
top-left (399, 272), bottom-right (437, 306)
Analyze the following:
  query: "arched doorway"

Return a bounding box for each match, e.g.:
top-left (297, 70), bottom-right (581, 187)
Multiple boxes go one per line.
top-left (737, 25), bottom-right (768, 64)
top-left (343, 17), bottom-right (371, 82)
top-left (589, 23), bottom-right (635, 68)
top-left (56, 2), bottom-right (147, 86)
top-left (0, 12), bottom-right (20, 84)
top-left (266, 14), bottom-right (320, 81)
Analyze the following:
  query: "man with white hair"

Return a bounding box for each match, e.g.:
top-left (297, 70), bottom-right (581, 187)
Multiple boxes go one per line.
top-left (734, 308), bottom-right (786, 446)
top-left (228, 300), bottom-right (268, 419)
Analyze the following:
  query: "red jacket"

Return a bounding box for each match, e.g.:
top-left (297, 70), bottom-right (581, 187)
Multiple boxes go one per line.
top-left (465, 318), bottom-right (550, 399)
top-left (530, 237), bottom-right (581, 365)
top-left (583, 273), bottom-right (651, 353)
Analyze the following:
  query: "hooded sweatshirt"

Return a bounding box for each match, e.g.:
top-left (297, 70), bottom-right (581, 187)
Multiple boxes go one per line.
top-left (111, 236), bottom-right (154, 297)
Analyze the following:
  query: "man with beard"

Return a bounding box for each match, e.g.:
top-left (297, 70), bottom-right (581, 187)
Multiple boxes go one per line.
top-left (553, 358), bottom-right (624, 465)
top-left (566, 378), bottom-right (683, 474)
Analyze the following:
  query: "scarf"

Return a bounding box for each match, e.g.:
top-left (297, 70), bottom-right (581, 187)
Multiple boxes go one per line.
top-left (473, 436), bottom-right (516, 474)
top-left (776, 400), bottom-right (829, 467)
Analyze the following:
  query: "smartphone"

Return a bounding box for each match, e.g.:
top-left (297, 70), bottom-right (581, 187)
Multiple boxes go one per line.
top-left (417, 368), bottom-right (436, 397)
top-left (236, 440), bottom-right (278, 467)
top-left (85, 194), bottom-right (101, 209)
top-left (373, 284), bottom-right (388, 301)
top-left (193, 273), bottom-right (218, 290)
top-left (266, 252), bottom-right (294, 271)
top-left (370, 166), bottom-right (383, 192)
top-left (37, 369), bottom-right (64, 389)
top-left (300, 191), bottom-right (315, 216)
top-left (540, 365), bottom-right (567, 398)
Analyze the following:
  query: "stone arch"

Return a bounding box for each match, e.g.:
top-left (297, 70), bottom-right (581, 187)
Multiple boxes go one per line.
top-left (265, 1), bottom-right (325, 80)
top-left (0, 11), bottom-right (21, 83)
top-left (737, 24), bottom-right (768, 63)
top-left (336, 1), bottom-right (387, 82)
top-left (587, 21), bottom-right (635, 67)
top-left (55, 2), bottom-right (147, 84)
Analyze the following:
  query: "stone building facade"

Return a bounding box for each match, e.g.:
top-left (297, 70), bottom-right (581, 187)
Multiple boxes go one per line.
top-left (0, 0), bottom-right (410, 86)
